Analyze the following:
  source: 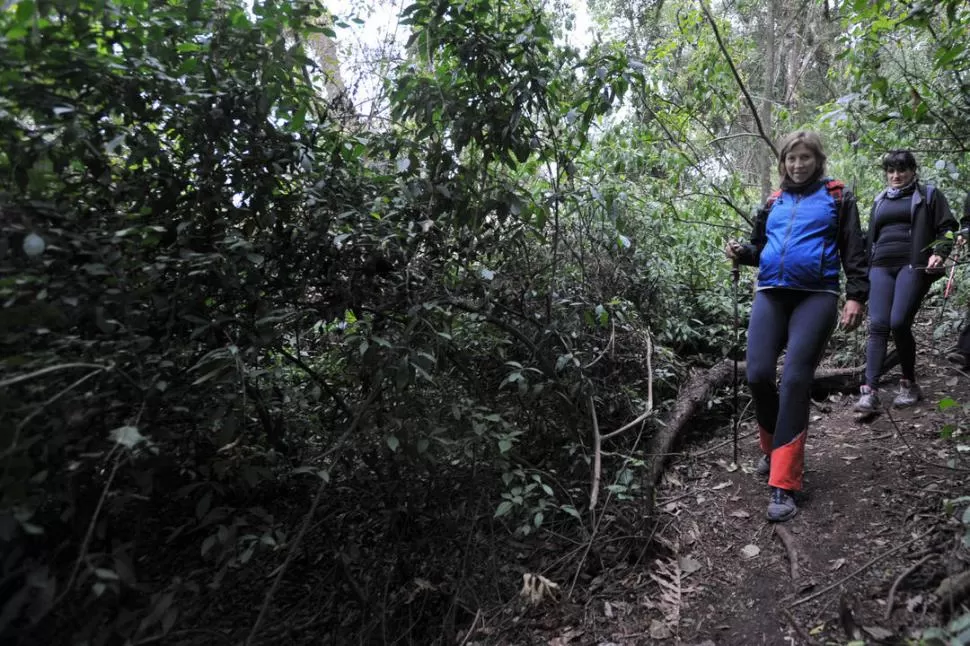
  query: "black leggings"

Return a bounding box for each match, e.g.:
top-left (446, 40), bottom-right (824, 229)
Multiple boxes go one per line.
top-left (865, 265), bottom-right (932, 386)
top-left (746, 290), bottom-right (837, 489)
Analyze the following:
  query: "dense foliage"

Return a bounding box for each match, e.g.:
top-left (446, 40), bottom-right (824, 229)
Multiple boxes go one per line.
top-left (1, 0), bottom-right (969, 643)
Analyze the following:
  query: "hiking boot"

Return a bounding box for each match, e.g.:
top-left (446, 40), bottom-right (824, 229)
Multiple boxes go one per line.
top-left (893, 380), bottom-right (922, 408)
top-left (756, 454), bottom-right (770, 477)
top-left (766, 487), bottom-right (797, 522)
top-left (853, 385), bottom-right (881, 413)
top-left (947, 349), bottom-right (970, 369)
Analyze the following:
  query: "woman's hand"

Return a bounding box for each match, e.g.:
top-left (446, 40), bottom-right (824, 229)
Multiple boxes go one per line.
top-left (725, 239), bottom-right (744, 261)
top-left (841, 299), bottom-right (864, 331)
top-left (927, 254), bottom-right (945, 272)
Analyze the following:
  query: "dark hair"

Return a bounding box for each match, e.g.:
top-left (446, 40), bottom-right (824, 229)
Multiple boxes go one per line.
top-left (881, 150), bottom-right (917, 172)
top-left (776, 131), bottom-right (827, 180)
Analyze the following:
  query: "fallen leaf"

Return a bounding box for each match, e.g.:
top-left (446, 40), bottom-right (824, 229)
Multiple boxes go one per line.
top-left (862, 626), bottom-right (894, 640)
top-left (741, 544), bottom-right (760, 559)
top-left (906, 594), bottom-right (924, 612)
top-left (711, 481), bottom-right (732, 491)
top-left (809, 623), bottom-right (825, 636)
top-left (830, 558), bottom-right (846, 571)
top-left (603, 600), bottom-right (613, 618)
top-left (547, 627), bottom-right (584, 646)
top-left (947, 376), bottom-right (959, 387)
top-left (730, 510), bottom-right (750, 518)
top-left (664, 473), bottom-right (684, 488)
top-left (725, 462), bottom-right (739, 473)
top-left (842, 455), bottom-right (860, 461)
top-left (649, 619), bottom-right (672, 640)
top-left (679, 556), bottom-right (703, 574)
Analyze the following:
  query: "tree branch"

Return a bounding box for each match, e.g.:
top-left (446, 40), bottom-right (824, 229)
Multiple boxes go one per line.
top-left (699, 0), bottom-right (778, 158)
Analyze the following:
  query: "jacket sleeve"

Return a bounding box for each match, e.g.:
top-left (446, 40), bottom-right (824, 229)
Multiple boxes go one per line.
top-left (837, 191), bottom-right (869, 303)
top-left (736, 205), bottom-right (768, 267)
top-left (930, 189), bottom-right (958, 259)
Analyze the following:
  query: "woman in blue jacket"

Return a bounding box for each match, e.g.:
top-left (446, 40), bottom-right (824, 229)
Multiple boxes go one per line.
top-left (726, 130), bottom-right (868, 522)
top-left (853, 150), bottom-right (957, 412)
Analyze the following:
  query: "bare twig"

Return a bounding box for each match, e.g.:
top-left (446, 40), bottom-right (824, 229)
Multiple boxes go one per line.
top-left (601, 330), bottom-right (653, 441)
top-left (568, 422), bottom-right (650, 599)
top-left (276, 347), bottom-right (352, 418)
top-left (457, 609), bottom-right (483, 646)
top-left (134, 628), bottom-right (232, 646)
top-left (884, 554), bottom-right (935, 621)
top-left (1, 368), bottom-right (104, 461)
top-left (790, 529), bottom-right (933, 608)
top-left (698, 0), bottom-right (777, 157)
top-left (781, 608), bottom-right (814, 645)
top-left (0, 362), bottom-right (112, 389)
top-left (45, 448), bottom-right (123, 616)
top-left (583, 318), bottom-right (616, 369)
top-left (691, 400), bottom-right (755, 457)
top-left (709, 132), bottom-right (765, 146)
top-left (245, 388), bottom-right (379, 646)
top-left (589, 396), bottom-right (602, 512)
top-left (774, 525), bottom-right (801, 585)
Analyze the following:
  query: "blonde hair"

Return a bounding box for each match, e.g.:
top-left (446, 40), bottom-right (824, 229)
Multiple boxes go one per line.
top-left (776, 130), bottom-right (827, 181)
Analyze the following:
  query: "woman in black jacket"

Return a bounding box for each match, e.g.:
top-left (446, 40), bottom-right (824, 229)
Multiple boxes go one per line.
top-left (854, 150), bottom-right (958, 412)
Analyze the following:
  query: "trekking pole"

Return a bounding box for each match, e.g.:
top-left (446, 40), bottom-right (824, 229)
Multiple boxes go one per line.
top-left (731, 260), bottom-right (740, 466)
top-left (934, 246), bottom-right (962, 346)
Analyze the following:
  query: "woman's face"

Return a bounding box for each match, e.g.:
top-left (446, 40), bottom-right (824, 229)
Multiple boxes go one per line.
top-left (886, 166), bottom-right (916, 189)
top-left (784, 143), bottom-right (818, 184)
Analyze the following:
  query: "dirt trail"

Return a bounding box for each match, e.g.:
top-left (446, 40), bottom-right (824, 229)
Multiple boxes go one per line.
top-left (511, 324), bottom-right (969, 646)
top-left (645, 339), bottom-right (967, 645)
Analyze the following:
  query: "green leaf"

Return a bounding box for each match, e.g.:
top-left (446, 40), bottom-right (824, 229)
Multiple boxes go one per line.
top-left (560, 505), bottom-right (581, 520)
top-left (94, 568), bottom-right (119, 581)
top-left (386, 435), bottom-right (400, 452)
top-left (290, 106), bottom-right (307, 131)
top-left (109, 426), bottom-right (146, 449)
top-left (494, 501), bottom-right (513, 518)
top-left (940, 398), bottom-right (958, 411)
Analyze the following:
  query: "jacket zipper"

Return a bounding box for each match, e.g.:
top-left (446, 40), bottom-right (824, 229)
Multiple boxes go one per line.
top-left (777, 193), bottom-right (801, 283)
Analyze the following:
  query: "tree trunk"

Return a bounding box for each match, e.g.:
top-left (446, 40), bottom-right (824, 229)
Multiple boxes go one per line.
top-left (760, 0), bottom-right (776, 201)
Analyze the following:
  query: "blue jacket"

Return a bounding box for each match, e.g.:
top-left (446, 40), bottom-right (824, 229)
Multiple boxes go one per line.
top-left (737, 179), bottom-right (869, 302)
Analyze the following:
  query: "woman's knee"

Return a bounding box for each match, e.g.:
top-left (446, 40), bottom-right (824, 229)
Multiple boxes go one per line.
top-left (746, 355), bottom-right (776, 387)
top-left (868, 318), bottom-right (890, 336)
top-left (889, 317), bottom-right (914, 336)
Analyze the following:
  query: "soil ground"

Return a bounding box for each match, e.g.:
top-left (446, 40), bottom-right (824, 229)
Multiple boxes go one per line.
top-left (492, 321), bottom-right (970, 646)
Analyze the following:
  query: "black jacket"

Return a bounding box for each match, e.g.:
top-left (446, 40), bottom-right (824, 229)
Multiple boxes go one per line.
top-left (865, 182), bottom-right (957, 270)
top-left (736, 181), bottom-right (869, 303)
